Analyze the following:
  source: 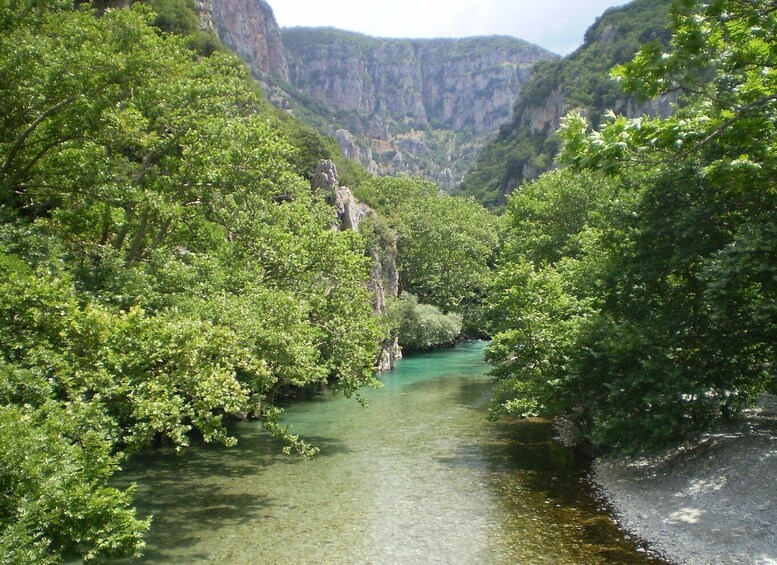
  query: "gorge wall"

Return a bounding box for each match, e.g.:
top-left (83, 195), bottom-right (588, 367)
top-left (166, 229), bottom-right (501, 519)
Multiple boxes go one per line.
top-left (197, 0), bottom-right (288, 78)
top-left (311, 160), bottom-right (402, 371)
top-left (282, 29), bottom-right (553, 135)
top-left (455, 0), bottom-right (676, 207)
top-left (281, 29), bottom-right (555, 188)
top-left (194, 0), bottom-right (557, 189)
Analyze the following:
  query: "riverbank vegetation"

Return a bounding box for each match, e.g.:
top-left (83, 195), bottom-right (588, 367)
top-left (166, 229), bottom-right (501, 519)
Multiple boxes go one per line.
top-left (0, 2), bottom-right (500, 561)
top-left (0, 2), bottom-right (385, 560)
top-left (355, 176), bottom-right (499, 340)
top-left (3, 0), bottom-right (775, 561)
top-left (485, 0), bottom-right (776, 451)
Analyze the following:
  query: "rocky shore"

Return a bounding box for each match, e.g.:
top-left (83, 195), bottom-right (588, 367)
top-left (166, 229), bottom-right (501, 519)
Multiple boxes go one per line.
top-left (592, 395), bottom-right (777, 565)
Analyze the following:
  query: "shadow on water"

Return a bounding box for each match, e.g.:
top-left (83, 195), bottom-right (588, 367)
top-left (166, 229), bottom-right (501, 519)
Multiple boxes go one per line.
top-left (137, 492), bottom-right (273, 562)
top-left (113, 425), bottom-right (358, 562)
top-left (452, 376), bottom-right (496, 408)
top-left (434, 412), bottom-right (668, 564)
top-left (112, 341), bottom-right (670, 564)
top-left (115, 452), bottom-right (274, 561)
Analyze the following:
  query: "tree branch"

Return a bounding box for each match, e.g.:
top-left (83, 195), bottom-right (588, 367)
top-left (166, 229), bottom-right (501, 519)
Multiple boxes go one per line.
top-left (0, 96), bottom-right (77, 182)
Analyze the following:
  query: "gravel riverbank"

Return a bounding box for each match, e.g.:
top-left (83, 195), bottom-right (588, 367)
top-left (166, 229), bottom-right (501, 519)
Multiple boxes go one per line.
top-left (592, 395), bottom-right (777, 565)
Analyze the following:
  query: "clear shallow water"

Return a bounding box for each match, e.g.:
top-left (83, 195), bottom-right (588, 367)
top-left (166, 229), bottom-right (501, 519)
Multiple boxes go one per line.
top-left (114, 341), bottom-right (664, 564)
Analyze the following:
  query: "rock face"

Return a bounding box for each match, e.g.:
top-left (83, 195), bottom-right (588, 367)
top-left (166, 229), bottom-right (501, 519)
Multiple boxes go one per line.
top-left (456, 0), bottom-right (676, 207)
top-left (334, 129), bottom-right (379, 174)
top-left (277, 29), bottom-right (556, 188)
top-left (194, 0), bottom-right (217, 33)
top-left (311, 159), bottom-right (340, 197)
top-left (207, 0), bottom-right (288, 79)
top-left (192, 1), bottom-right (557, 189)
top-left (334, 186), bottom-right (370, 231)
top-left (416, 38), bottom-right (546, 133)
top-left (282, 29), bottom-right (555, 135)
top-left (311, 160), bottom-right (401, 371)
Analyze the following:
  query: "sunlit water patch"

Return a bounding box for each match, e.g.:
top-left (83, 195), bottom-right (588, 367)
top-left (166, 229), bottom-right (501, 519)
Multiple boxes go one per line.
top-left (113, 341), bottom-right (665, 564)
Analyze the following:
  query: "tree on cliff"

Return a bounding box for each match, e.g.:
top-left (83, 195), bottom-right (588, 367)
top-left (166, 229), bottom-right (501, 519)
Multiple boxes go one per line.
top-left (355, 176), bottom-right (500, 335)
top-left (455, 0), bottom-right (674, 209)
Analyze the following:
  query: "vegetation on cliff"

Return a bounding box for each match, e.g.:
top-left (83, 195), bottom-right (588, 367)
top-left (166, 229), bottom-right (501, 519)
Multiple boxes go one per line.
top-left (5, 0), bottom-right (775, 561)
top-left (355, 176), bottom-right (500, 338)
top-left (0, 2), bottom-right (381, 560)
top-left (486, 0), bottom-right (776, 451)
top-left (455, 0), bottom-right (674, 208)
top-left (279, 26), bottom-right (555, 190)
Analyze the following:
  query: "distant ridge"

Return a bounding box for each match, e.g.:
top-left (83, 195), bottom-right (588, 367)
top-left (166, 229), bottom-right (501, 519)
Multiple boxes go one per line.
top-left (454, 0), bottom-right (675, 208)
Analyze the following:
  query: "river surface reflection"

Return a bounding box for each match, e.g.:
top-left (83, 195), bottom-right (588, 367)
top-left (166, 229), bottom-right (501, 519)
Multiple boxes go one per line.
top-left (114, 341), bottom-right (665, 564)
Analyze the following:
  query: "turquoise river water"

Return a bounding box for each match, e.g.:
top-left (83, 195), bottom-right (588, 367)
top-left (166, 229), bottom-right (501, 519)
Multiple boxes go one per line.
top-left (114, 341), bottom-right (665, 564)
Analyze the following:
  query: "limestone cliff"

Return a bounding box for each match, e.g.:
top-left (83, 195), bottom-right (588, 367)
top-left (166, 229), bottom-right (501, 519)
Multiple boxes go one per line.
top-left (191, 1), bottom-right (556, 189)
top-left (416, 38), bottom-right (546, 133)
top-left (456, 0), bottom-right (676, 207)
top-left (197, 0), bottom-right (288, 79)
top-left (283, 30), bottom-right (553, 135)
top-left (278, 29), bottom-right (555, 188)
top-left (194, 0), bottom-right (216, 33)
top-left (312, 160), bottom-right (401, 371)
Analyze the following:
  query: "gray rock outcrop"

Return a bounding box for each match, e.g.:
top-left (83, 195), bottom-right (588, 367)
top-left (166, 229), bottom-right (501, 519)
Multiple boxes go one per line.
top-left (282, 30), bottom-right (556, 136)
top-left (194, 0), bottom-right (217, 34)
top-left (190, 1), bottom-right (558, 190)
top-left (311, 159), bottom-right (339, 197)
top-left (311, 160), bottom-right (402, 371)
top-left (334, 129), bottom-right (379, 174)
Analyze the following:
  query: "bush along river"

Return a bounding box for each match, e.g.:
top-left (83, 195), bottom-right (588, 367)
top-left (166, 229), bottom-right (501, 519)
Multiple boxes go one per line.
top-left (113, 341), bottom-right (666, 564)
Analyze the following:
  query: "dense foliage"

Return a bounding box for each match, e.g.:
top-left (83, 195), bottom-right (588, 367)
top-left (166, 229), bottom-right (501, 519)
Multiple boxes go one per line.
top-left (0, 2), bottom-right (382, 561)
top-left (391, 293), bottom-right (463, 352)
top-left (455, 0), bottom-right (674, 208)
top-left (355, 176), bottom-right (500, 336)
top-left (487, 0), bottom-right (776, 452)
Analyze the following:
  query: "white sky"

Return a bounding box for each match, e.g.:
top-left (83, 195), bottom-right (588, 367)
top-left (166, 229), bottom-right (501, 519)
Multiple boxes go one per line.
top-left (270, 0), bottom-right (629, 55)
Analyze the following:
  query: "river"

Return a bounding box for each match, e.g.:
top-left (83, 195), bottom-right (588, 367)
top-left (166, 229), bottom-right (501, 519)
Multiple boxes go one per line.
top-left (114, 341), bottom-right (664, 564)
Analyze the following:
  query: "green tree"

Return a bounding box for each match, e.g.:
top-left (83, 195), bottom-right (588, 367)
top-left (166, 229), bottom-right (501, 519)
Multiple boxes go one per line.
top-left (0, 398), bottom-right (149, 564)
top-left (485, 170), bottom-right (621, 423)
top-left (549, 0), bottom-right (776, 449)
top-left (0, 2), bottom-right (382, 560)
top-left (356, 176), bottom-right (499, 330)
top-left (392, 293), bottom-right (462, 352)
top-left (147, 0), bottom-right (198, 35)
top-left (488, 0), bottom-right (777, 451)
top-left (398, 193), bottom-right (499, 315)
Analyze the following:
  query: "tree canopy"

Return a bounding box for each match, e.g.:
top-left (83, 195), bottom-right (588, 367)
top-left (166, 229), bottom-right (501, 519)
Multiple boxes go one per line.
top-left (487, 0), bottom-right (776, 451)
top-left (0, 2), bottom-right (382, 560)
top-left (355, 175), bottom-right (500, 334)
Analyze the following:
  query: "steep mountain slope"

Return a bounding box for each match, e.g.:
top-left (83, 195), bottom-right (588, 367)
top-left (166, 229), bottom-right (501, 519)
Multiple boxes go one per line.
top-left (455, 0), bottom-right (675, 208)
top-left (279, 28), bottom-right (556, 189)
top-left (282, 29), bottom-right (552, 134)
top-left (195, 0), bottom-right (287, 77)
top-left (192, 0), bottom-right (556, 190)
